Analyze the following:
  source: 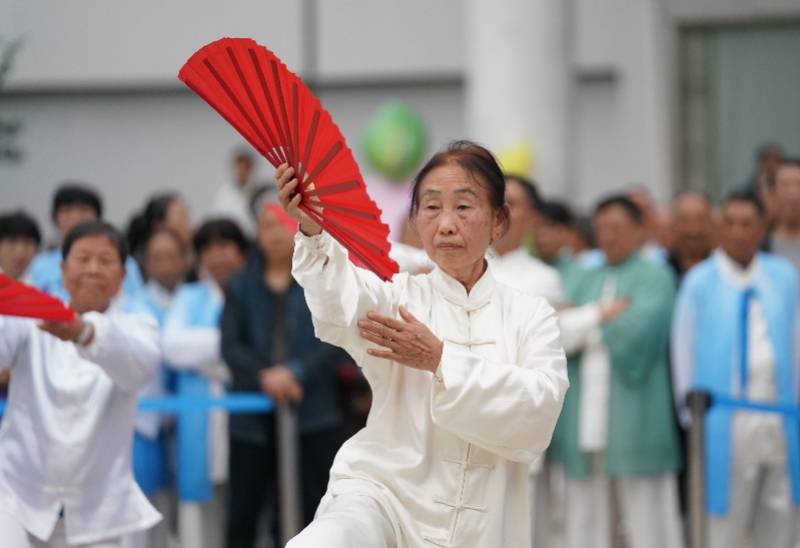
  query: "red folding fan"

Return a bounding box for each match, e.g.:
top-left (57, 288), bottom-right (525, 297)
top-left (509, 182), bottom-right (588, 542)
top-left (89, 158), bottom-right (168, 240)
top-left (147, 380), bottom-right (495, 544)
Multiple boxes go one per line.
top-left (0, 274), bottom-right (76, 322)
top-left (179, 37), bottom-right (400, 281)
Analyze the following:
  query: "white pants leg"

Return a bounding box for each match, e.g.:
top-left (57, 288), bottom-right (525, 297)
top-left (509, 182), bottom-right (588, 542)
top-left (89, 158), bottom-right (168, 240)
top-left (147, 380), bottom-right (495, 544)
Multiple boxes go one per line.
top-left (564, 472), bottom-right (612, 548)
top-left (286, 494), bottom-right (396, 548)
top-left (178, 485), bottom-right (226, 548)
top-left (178, 502), bottom-right (203, 548)
top-left (617, 474), bottom-right (683, 548)
top-left (794, 507), bottom-right (800, 548)
top-left (709, 462), bottom-right (793, 548)
top-left (529, 467), bottom-right (551, 548)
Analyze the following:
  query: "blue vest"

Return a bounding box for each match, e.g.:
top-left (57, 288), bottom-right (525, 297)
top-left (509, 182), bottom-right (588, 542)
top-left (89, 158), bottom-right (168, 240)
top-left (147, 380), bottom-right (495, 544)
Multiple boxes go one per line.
top-left (167, 282), bottom-right (223, 502)
top-left (684, 253), bottom-right (800, 513)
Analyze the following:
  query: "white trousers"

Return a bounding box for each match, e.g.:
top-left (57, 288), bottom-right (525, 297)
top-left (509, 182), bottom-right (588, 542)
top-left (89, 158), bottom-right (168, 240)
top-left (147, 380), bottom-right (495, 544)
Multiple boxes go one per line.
top-left (709, 461), bottom-right (794, 548)
top-left (121, 490), bottom-right (173, 548)
top-left (178, 485), bottom-right (227, 548)
top-left (529, 468), bottom-right (551, 548)
top-left (0, 510), bottom-right (120, 548)
top-left (286, 493), bottom-right (396, 548)
top-left (564, 472), bottom-right (683, 548)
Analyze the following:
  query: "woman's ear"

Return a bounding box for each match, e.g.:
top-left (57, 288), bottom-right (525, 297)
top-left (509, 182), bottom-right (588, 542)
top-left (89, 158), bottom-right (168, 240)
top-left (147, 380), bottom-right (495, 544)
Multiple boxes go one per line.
top-left (494, 204), bottom-right (511, 241)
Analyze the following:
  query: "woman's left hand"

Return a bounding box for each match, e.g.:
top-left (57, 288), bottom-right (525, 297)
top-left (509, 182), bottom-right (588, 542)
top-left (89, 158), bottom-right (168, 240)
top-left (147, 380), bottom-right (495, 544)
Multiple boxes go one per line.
top-left (358, 306), bottom-right (443, 374)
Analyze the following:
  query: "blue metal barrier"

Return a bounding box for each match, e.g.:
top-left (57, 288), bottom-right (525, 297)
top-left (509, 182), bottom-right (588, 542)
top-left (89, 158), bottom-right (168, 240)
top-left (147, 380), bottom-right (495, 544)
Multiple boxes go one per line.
top-left (0, 393), bottom-right (273, 415)
top-left (710, 394), bottom-right (800, 419)
top-left (687, 391), bottom-right (800, 548)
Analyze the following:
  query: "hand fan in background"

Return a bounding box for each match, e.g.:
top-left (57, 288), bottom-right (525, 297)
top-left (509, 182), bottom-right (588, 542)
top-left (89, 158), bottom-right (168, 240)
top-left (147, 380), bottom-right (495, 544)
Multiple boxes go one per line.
top-left (0, 274), bottom-right (76, 322)
top-left (179, 37), bottom-right (400, 281)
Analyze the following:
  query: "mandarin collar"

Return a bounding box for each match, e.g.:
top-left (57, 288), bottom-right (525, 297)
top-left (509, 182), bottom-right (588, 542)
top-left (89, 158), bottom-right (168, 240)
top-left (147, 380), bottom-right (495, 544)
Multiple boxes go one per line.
top-left (430, 260), bottom-right (495, 311)
top-left (714, 248), bottom-right (760, 289)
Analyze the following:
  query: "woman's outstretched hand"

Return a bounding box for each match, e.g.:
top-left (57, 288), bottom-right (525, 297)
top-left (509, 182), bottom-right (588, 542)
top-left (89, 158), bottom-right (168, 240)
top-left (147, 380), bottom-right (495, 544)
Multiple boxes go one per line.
top-left (276, 163), bottom-right (323, 236)
top-left (358, 306), bottom-right (443, 374)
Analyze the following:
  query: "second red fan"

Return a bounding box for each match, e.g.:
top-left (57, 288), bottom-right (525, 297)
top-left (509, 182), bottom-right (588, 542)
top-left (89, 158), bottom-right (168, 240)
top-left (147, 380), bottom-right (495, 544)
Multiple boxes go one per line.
top-left (179, 37), bottom-right (399, 281)
top-left (0, 274), bottom-right (76, 322)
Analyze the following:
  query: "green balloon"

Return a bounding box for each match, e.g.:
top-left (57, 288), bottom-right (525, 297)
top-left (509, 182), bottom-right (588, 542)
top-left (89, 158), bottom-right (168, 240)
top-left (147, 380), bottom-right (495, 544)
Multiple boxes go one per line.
top-left (361, 101), bottom-right (427, 183)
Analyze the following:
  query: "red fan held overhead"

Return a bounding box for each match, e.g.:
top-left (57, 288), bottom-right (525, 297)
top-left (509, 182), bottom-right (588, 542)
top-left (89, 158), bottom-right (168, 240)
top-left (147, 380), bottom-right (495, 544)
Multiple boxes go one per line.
top-left (0, 274), bottom-right (76, 322)
top-left (179, 37), bottom-right (399, 281)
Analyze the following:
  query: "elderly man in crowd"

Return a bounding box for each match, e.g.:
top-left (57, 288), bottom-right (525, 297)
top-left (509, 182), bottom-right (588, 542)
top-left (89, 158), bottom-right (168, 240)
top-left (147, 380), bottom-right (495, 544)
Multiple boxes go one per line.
top-left (769, 158), bottom-right (800, 273)
top-left (673, 192), bottom-right (800, 548)
top-left (550, 195), bottom-right (683, 548)
top-left (667, 191), bottom-right (716, 282)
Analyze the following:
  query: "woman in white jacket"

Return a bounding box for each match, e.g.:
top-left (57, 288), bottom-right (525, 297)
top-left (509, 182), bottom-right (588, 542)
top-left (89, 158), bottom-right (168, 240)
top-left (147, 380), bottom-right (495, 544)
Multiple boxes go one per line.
top-left (281, 141), bottom-right (569, 548)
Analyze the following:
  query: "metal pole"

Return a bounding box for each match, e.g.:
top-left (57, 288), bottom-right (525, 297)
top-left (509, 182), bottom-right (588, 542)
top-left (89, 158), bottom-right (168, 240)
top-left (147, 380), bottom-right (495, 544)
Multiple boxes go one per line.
top-left (277, 403), bottom-right (302, 544)
top-left (687, 390), bottom-right (711, 548)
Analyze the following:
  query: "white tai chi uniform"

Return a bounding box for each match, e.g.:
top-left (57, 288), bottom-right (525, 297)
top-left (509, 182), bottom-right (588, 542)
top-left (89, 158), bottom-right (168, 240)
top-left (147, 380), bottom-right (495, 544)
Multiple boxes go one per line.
top-left (0, 305), bottom-right (162, 547)
top-left (490, 246), bottom-right (564, 548)
top-left (286, 232), bottom-right (569, 548)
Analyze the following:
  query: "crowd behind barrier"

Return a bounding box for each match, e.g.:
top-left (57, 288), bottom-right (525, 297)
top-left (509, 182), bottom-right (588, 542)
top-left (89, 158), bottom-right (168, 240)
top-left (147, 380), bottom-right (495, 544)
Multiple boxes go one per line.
top-left (1, 146), bottom-right (800, 548)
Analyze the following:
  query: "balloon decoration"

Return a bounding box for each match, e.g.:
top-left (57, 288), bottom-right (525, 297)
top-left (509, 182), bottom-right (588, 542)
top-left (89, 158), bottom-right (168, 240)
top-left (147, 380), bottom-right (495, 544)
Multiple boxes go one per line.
top-left (361, 101), bottom-right (427, 183)
top-left (496, 140), bottom-right (536, 178)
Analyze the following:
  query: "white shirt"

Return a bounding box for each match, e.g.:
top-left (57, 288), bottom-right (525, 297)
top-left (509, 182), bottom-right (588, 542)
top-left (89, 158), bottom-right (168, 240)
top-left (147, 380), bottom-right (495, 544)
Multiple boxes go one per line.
top-left (489, 246), bottom-right (565, 473)
top-left (292, 232), bottom-right (568, 548)
top-left (714, 250), bottom-right (785, 466)
top-left (0, 307), bottom-right (162, 544)
top-left (209, 180), bottom-right (257, 236)
top-left (490, 247), bottom-right (564, 307)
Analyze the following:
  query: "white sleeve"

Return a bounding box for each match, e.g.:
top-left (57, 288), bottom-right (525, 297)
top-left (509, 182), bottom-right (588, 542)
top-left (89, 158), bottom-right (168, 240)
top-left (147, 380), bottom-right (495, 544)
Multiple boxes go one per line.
top-left (558, 304), bottom-right (602, 356)
top-left (671, 284), bottom-right (696, 427)
top-left (544, 271), bottom-right (565, 308)
top-left (162, 324), bottom-right (222, 371)
top-left (430, 303), bottom-right (569, 463)
top-left (78, 312), bottom-right (160, 393)
top-left (292, 231), bottom-right (399, 347)
top-left (161, 291), bottom-right (222, 371)
top-left (0, 316), bottom-right (29, 371)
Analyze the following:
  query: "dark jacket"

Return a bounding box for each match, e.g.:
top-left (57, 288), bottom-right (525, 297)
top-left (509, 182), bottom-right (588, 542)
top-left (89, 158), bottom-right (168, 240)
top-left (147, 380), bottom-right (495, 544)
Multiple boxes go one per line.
top-left (221, 259), bottom-right (343, 444)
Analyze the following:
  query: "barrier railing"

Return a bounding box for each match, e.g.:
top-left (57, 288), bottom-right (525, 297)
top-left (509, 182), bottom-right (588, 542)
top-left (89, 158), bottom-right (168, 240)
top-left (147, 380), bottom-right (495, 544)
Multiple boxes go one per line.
top-left (0, 392), bottom-right (274, 414)
top-left (0, 393), bottom-right (303, 543)
top-left (687, 390), bottom-right (800, 548)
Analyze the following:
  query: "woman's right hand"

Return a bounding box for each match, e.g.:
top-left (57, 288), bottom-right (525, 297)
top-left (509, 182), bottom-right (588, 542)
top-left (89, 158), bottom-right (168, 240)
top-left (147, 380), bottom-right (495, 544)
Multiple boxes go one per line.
top-left (276, 163), bottom-right (323, 236)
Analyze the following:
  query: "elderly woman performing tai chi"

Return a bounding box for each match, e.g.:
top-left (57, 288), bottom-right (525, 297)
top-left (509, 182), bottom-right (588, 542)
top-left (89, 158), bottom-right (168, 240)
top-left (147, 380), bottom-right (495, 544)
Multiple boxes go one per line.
top-left (280, 141), bottom-right (569, 548)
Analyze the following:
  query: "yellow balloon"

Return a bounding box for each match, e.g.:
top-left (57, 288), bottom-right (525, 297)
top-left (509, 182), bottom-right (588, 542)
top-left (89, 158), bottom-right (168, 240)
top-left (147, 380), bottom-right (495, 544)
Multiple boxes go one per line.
top-left (496, 141), bottom-right (536, 177)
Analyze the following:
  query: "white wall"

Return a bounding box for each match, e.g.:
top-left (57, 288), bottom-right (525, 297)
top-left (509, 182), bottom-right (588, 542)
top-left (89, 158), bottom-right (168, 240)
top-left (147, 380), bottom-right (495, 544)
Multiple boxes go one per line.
top-left (571, 0), bottom-right (674, 210)
top-left (5, 0), bottom-right (797, 233)
top-left (0, 0), bottom-right (464, 89)
top-left (0, 84), bottom-right (463, 243)
top-left (0, 0), bottom-right (303, 89)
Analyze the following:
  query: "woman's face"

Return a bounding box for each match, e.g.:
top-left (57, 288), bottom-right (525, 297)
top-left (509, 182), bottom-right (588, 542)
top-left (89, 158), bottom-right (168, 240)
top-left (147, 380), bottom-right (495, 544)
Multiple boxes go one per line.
top-left (163, 198), bottom-right (193, 246)
top-left (257, 210), bottom-right (295, 265)
top-left (144, 232), bottom-right (188, 291)
top-left (199, 240), bottom-right (245, 288)
top-left (412, 164), bottom-right (504, 278)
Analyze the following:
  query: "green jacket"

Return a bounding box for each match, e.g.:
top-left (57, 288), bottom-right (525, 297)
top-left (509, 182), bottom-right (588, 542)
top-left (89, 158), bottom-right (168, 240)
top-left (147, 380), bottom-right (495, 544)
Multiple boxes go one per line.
top-left (549, 252), bottom-right (682, 478)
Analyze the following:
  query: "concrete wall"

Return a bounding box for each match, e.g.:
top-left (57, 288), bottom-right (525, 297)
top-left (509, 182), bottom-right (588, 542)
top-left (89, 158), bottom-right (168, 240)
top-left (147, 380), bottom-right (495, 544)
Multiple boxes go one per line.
top-left (4, 0), bottom-right (800, 236)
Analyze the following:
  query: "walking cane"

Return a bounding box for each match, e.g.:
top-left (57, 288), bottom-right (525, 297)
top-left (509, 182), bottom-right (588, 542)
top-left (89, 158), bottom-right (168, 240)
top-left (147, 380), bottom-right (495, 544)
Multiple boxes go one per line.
top-left (686, 390), bottom-right (710, 548)
top-left (277, 403), bottom-right (302, 544)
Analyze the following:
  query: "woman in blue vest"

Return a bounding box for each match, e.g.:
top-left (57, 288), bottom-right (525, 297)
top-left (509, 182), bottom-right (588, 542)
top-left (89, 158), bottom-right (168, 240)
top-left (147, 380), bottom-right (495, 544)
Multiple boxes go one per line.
top-left (162, 218), bottom-right (247, 548)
